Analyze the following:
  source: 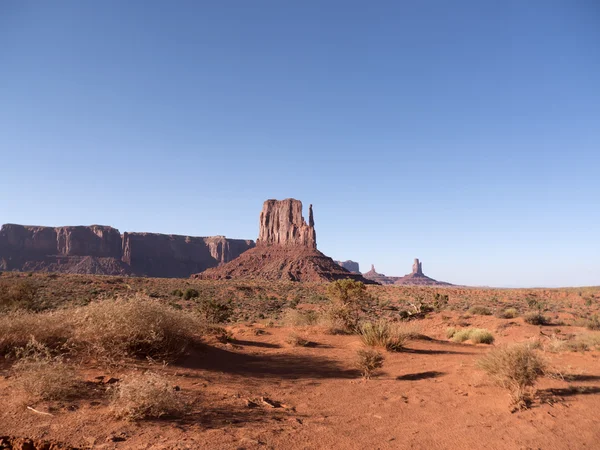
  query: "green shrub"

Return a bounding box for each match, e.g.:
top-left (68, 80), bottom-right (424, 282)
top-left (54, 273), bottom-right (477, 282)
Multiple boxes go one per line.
top-left (171, 289), bottom-right (184, 297)
top-left (477, 344), bottom-right (546, 408)
top-left (197, 298), bottom-right (232, 323)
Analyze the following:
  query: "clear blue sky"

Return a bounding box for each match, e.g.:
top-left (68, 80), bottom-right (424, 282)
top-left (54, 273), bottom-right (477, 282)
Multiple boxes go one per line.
top-left (1, 1), bottom-right (599, 287)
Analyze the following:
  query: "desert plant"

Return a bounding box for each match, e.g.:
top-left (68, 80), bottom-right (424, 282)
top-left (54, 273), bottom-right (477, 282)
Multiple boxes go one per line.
top-left (432, 293), bottom-right (449, 311)
top-left (477, 344), bottom-right (546, 408)
top-left (499, 308), bottom-right (519, 319)
top-left (111, 372), bottom-right (187, 420)
top-left (469, 305), bottom-right (492, 316)
top-left (171, 289), bottom-right (184, 297)
top-left (446, 327), bottom-right (457, 339)
top-left (281, 308), bottom-right (319, 327)
top-left (72, 294), bottom-right (205, 362)
top-left (585, 314), bottom-right (600, 331)
top-left (450, 328), bottom-right (494, 344)
top-left (183, 288), bottom-right (199, 300)
top-left (356, 348), bottom-right (384, 379)
top-left (285, 332), bottom-right (311, 347)
top-left (0, 280), bottom-right (39, 311)
top-left (524, 311), bottom-right (549, 325)
top-left (196, 298), bottom-right (232, 323)
top-left (359, 320), bottom-right (410, 351)
top-left (325, 280), bottom-right (371, 332)
top-left (12, 339), bottom-right (79, 401)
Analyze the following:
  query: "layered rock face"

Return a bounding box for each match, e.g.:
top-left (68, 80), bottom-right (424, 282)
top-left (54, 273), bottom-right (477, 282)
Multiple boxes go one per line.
top-left (0, 224), bottom-right (254, 277)
top-left (336, 260), bottom-right (360, 273)
top-left (122, 232), bottom-right (254, 278)
top-left (195, 199), bottom-right (375, 283)
top-left (257, 199), bottom-right (316, 248)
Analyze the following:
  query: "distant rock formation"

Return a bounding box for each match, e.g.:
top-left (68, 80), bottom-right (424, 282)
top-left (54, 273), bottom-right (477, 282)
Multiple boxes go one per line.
top-left (336, 260), bottom-right (360, 273)
top-left (0, 223), bottom-right (254, 277)
top-left (363, 259), bottom-right (453, 286)
top-left (195, 199), bottom-right (375, 283)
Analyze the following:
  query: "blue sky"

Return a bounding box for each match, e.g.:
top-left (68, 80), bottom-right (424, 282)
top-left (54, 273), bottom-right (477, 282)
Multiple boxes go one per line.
top-left (1, 1), bottom-right (599, 287)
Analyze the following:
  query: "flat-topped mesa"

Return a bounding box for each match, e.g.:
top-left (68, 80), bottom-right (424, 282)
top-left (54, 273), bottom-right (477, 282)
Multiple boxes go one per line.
top-left (257, 199), bottom-right (316, 248)
top-left (412, 258), bottom-right (423, 276)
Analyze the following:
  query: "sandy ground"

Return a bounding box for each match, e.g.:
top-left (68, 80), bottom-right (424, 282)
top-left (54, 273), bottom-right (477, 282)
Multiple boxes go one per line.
top-left (1, 313), bottom-right (599, 450)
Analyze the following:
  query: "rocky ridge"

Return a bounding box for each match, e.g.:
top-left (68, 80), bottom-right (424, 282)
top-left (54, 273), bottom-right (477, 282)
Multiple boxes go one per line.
top-left (363, 259), bottom-right (453, 286)
top-left (0, 224), bottom-right (254, 278)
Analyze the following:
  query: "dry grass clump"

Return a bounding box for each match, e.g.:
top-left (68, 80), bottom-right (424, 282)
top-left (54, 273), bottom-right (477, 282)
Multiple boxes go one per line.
top-left (524, 311), bottom-right (550, 325)
top-left (499, 308), bottom-right (519, 319)
top-left (585, 314), bottom-right (600, 331)
top-left (477, 344), bottom-right (546, 408)
top-left (469, 305), bottom-right (492, 316)
top-left (0, 280), bottom-right (39, 311)
top-left (281, 308), bottom-right (318, 327)
top-left (111, 372), bottom-right (187, 420)
top-left (285, 332), bottom-right (311, 347)
top-left (356, 348), bottom-right (384, 379)
top-left (359, 320), bottom-right (411, 351)
top-left (449, 328), bottom-right (494, 344)
top-left (0, 309), bottom-right (73, 356)
top-left (72, 294), bottom-right (205, 362)
top-left (12, 339), bottom-right (79, 401)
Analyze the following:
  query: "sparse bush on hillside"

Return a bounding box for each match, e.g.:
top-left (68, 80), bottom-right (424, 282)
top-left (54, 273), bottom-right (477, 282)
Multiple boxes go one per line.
top-left (171, 289), bottom-right (184, 297)
top-left (111, 372), bottom-right (187, 420)
top-left (499, 308), bottom-right (519, 319)
top-left (0, 280), bottom-right (39, 311)
top-left (359, 320), bottom-right (411, 352)
top-left (183, 288), bottom-right (199, 300)
top-left (432, 293), bottom-right (449, 311)
top-left (524, 312), bottom-right (550, 325)
top-left (281, 308), bottom-right (319, 327)
top-left (324, 279), bottom-right (372, 333)
top-left (585, 314), bottom-right (600, 331)
top-left (477, 344), bottom-right (546, 408)
top-left (469, 305), bottom-right (492, 316)
top-left (356, 348), bottom-right (384, 380)
top-left (196, 298), bottom-right (232, 324)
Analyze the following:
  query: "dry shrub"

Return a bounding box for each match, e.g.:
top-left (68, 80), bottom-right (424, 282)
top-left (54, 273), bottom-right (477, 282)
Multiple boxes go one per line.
top-left (0, 280), bottom-right (39, 311)
top-left (12, 339), bottom-right (79, 401)
top-left (451, 328), bottom-right (494, 344)
top-left (111, 372), bottom-right (187, 420)
top-left (359, 320), bottom-right (411, 351)
top-left (469, 305), bottom-right (492, 316)
top-left (585, 315), bottom-right (600, 331)
top-left (0, 310), bottom-right (73, 356)
top-left (524, 312), bottom-right (550, 325)
top-left (477, 344), bottom-right (546, 408)
top-left (324, 279), bottom-right (371, 333)
top-left (356, 348), bottom-right (384, 379)
top-left (285, 332), bottom-right (311, 347)
top-left (446, 327), bottom-right (457, 339)
top-left (499, 308), bottom-right (519, 319)
top-left (72, 294), bottom-right (205, 362)
top-left (281, 308), bottom-right (318, 327)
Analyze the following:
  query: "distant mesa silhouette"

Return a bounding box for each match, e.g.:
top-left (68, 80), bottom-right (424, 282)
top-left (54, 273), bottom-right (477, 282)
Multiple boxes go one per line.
top-left (363, 259), bottom-right (453, 286)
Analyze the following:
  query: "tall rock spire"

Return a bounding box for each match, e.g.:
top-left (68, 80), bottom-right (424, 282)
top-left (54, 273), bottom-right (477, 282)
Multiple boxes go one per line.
top-left (257, 199), bottom-right (317, 248)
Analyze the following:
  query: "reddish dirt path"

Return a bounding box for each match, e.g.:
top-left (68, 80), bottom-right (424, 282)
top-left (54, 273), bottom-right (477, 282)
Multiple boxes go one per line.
top-left (1, 322), bottom-right (599, 449)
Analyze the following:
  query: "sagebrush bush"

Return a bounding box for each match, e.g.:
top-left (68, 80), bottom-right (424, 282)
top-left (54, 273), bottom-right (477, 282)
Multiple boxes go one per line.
top-left (196, 298), bottom-right (232, 323)
top-left (477, 344), bottom-right (546, 408)
top-left (111, 372), bottom-right (187, 420)
top-left (325, 280), bottom-right (371, 333)
top-left (356, 348), bottom-right (384, 379)
top-left (359, 320), bottom-right (411, 351)
top-left (586, 315), bottom-right (600, 331)
top-left (0, 280), bottom-right (39, 311)
top-left (183, 288), bottom-right (199, 300)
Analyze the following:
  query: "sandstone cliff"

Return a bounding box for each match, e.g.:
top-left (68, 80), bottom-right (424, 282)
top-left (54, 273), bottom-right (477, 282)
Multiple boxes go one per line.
top-left (0, 224), bottom-right (254, 277)
top-left (195, 199), bottom-right (375, 283)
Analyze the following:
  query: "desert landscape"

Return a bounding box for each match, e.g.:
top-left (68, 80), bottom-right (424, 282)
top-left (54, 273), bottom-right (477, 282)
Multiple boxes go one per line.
top-left (0, 199), bottom-right (599, 449)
